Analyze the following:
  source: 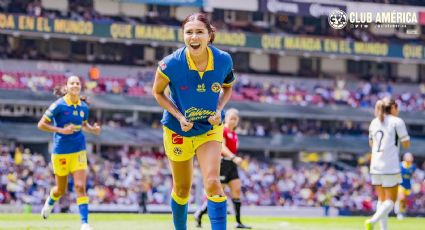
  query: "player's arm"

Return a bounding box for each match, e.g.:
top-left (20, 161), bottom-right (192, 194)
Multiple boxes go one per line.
top-left (217, 69), bottom-right (235, 114)
top-left (216, 86), bottom-right (232, 115)
top-left (368, 126), bottom-right (373, 148)
top-left (221, 138), bottom-right (234, 158)
top-left (37, 116), bottom-right (73, 135)
top-left (396, 119), bottom-right (410, 149)
top-left (152, 70), bottom-right (185, 122)
top-left (401, 140), bottom-right (410, 149)
top-left (82, 122), bottom-right (101, 135)
top-left (221, 138), bottom-right (242, 165)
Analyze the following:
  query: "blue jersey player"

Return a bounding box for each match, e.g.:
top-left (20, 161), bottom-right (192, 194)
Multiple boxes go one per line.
top-left (152, 13), bottom-right (235, 230)
top-left (395, 152), bottom-right (416, 220)
top-left (38, 76), bottom-right (101, 230)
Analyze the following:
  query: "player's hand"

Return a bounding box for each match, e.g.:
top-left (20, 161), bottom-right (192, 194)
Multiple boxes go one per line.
top-left (232, 156), bottom-right (243, 165)
top-left (179, 117), bottom-right (193, 132)
top-left (59, 124), bottom-right (75, 135)
top-left (208, 111), bottom-right (221, 126)
top-left (92, 123), bottom-right (101, 135)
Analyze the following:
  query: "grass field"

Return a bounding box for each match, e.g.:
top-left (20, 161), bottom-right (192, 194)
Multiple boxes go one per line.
top-left (0, 214), bottom-right (424, 230)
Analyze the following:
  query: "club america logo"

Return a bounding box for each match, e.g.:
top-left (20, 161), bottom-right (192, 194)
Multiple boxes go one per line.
top-left (173, 147), bottom-right (182, 156)
top-left (329, 9), bottom-right (418, 30)
top-left (328, 9), bottom-right (348, 29)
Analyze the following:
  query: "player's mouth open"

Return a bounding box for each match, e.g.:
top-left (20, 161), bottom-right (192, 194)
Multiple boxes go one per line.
top-left (190, 43), bottom-right (201, 49)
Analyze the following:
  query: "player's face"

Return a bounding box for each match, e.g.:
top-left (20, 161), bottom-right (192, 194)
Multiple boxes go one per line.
top-left (183, 20), bottom-right (211, 57)
top-left (66, 76), bottom-right (81, 96)
top-left (225, 114), bottom-right (239, 129)
top-left (404, 153), bottom-right (413, 163)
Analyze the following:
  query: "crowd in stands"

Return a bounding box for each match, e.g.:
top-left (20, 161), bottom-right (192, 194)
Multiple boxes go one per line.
top-left (1, 69), bottom-right (425, 112)
top-left (237, 119), bottom-right (367, 137)
top-left (1, 143), bottom-right (425, 215)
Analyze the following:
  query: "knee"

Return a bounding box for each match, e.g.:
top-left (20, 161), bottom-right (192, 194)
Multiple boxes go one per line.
top-left (173, 184), bottom-right (191, 198)
top-left (232, 187), bottom-right (241, 198)
top-left (55, 187), bottom-right (66, 197)
top-left (204, 177), bottom-right (222, 194)
top-left (74, 182), bottom-right (86, 194)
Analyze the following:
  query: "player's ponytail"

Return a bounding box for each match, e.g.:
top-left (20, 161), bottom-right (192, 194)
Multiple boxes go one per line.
top-left (374, 100), bottom-right (384, 122)
top-left (378, 102), bottom-right (385, 122)
top-left (374, 99), bottom-right (382, 117)
top-left (379, 97), bottom-right (397, 122)
top-left (53, 85), bottom-right (67, 97)
top-left (80, 95), bottom-right (89, 105)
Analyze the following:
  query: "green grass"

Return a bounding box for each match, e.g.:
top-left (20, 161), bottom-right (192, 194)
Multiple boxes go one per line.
top-left (0, 214), bottom-right (423, 230)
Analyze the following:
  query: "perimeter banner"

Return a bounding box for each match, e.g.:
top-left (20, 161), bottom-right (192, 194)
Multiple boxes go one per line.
top-left (0, 13), bottom-right (423, 61)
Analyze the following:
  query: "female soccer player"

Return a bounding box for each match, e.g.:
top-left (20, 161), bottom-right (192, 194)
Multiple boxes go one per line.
top-left (152, 13), bottom-right (235, 230)
top-left (395, 152), bottom-right (416, 220)
top-left (38, 76), bottom-right (101, 230)
top-left (365, 98), bottom-right (410, 230)
top-left (194, 108), bottom-right (251, 229)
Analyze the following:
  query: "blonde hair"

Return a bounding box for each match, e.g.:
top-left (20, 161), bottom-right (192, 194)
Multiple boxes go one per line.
top-left (377, 97), bottom-right (397, 122)
top-left (225, 108), bottom-right (239, 118)
top-left (374, 100), bottom-right (383, 117)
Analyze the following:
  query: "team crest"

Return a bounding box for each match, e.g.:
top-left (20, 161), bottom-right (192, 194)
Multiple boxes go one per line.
top-left (211, 82), bottom-right (221, 93)
top-left (59, 158), bottom-right (66, 165)
top-left (173, 147), bottom-right (182, 156)
top-left (80, 110), bottom-right (84, 118)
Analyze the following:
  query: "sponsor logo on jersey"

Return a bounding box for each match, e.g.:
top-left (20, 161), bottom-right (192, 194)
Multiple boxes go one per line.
top-left (159, 60), bottom-right (167, 70)
top-left (172, 133), bottom-right (183, 144)
top-left (196, 84), bottom-right (206, 93)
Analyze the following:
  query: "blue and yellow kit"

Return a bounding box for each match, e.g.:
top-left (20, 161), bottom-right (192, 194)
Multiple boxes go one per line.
top-left (400, 161), bottom-right (416, 194)
top-left (158, 45), bottom-right (235, 137)
top-left (157, 45), bottom-right (236, 161)
top-left (44, 95), bottom-right (89, 175)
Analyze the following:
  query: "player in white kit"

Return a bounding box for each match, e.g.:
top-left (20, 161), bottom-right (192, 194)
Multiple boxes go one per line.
top-left (365, 98), bottom-right (410, 230)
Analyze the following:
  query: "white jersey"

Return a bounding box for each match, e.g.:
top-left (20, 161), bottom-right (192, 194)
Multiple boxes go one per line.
top-left (369, 115), bottom-right (409, 174)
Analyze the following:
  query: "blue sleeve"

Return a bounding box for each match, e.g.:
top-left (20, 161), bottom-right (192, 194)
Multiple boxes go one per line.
top-left (157, 54), bottom-right (176, 82)
top-left (44, 101), bottom-right (59, 122)
top-left (222, 53), bottom-right (236, 87)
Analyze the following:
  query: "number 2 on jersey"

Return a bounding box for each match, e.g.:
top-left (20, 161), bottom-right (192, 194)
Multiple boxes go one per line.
top-left (375, 130), bottom-right (384, 152)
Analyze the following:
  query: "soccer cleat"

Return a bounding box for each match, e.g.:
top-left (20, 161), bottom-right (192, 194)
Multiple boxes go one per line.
top-left (235, 223), bottom-right (252, 229)
top-left (40, 199), bottom-right (54, 219)
top-left (194, 213), bottom-right (202, 228)
top-left (397, 213), bottom-right (404, 220)
top-left (80, 223), bottom-right (93, 230)
top-left (364, 220), bottom-right (373, 230)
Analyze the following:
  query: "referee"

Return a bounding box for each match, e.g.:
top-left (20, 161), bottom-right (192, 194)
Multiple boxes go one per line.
top-left (194, 108), bottom-right (251, 229)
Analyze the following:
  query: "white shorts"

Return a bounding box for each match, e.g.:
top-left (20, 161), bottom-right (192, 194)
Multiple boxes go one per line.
top-left (371, 174), bottom-right (402, 188)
